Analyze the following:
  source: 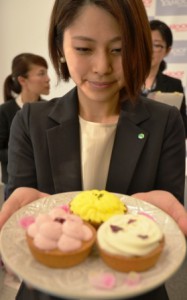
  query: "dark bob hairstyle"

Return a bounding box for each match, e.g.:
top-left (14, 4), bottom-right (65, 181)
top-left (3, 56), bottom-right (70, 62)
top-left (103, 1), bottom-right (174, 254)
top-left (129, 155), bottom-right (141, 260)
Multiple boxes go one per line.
top-left (48, 0), bottom-right (152, 101)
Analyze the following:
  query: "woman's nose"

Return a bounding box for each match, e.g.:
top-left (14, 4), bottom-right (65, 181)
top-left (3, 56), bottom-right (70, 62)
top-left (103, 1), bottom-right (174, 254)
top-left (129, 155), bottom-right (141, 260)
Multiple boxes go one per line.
top-left (92, 51), bottom-right (112, 75)
top-left (46, 73), bottom-right (50, 82)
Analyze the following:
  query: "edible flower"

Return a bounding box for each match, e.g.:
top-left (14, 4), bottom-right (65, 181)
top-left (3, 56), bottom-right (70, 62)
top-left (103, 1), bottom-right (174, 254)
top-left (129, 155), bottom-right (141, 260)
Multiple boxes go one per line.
top-left (19, 216), bottom-right (35, 229)
top-left (89, 272), bottom-right (116, 289)
top-left (124, 271), bottom-right (141, 286)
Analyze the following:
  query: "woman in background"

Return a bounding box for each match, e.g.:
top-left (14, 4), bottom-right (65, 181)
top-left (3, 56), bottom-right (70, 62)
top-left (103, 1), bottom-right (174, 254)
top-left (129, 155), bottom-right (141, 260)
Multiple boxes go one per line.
top-left (142, 19), bottom-right (187, 136)
top-left (0, 53), bottom-right (50, 198)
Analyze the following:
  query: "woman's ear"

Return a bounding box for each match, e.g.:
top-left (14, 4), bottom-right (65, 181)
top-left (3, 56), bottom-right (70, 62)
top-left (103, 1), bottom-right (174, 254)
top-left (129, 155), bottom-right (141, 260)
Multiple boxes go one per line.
top-left (17, 75), bottom-right (27, 87)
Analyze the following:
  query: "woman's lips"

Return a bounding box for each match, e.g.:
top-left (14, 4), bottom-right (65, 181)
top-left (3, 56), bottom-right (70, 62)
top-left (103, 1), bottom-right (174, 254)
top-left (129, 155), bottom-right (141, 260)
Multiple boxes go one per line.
top-left (88, 81), bottom-right (115, 89)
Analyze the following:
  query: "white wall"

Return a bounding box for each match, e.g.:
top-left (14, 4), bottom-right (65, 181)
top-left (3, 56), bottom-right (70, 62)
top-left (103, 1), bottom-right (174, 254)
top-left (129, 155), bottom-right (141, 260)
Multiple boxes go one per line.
top-left (0, 0), bottom-right (75, 104)
top-left (1, 0), bottom-right (186, 104)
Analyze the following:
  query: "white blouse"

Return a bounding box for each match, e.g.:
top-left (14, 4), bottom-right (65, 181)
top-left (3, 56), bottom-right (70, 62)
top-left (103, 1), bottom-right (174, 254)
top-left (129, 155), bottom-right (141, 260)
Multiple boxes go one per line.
top-left (15, 94), bottom-right (24, 108)
top-left (79, 117), bottom-right (117, 191)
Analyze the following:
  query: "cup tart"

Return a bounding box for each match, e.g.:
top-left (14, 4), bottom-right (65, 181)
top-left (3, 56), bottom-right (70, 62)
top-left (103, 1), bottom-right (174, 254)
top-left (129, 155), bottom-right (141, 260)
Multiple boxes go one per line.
top-left (97, 213), bottom-right (164, 272)
top-left (25, 207), bottom-right (96, 268)
top-left (70, 190), bottom-right (127, 229)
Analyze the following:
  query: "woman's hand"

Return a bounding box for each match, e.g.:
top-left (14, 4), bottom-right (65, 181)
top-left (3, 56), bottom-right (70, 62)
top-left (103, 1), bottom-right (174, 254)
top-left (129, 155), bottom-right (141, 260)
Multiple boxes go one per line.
top-left (0, 187), bottom-right (50, 230)
top-left (132, 190), bottom-right (187, 236)
top-left (1, 189), bottom-right (187, 236)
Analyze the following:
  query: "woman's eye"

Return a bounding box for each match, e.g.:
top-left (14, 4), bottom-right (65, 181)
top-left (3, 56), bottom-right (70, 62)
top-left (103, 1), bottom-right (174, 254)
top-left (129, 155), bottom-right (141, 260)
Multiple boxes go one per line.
top-left (75, 47), bottom-right (91, 53)
top-left (111, 48), bottom-right (122, 55)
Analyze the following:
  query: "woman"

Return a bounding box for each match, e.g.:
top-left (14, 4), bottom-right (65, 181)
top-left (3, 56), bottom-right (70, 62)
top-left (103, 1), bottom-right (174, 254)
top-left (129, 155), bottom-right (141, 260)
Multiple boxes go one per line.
top-left (142, 19), bottom-right (187, 136)
top-left (0, 1), bottom-right (186, 299)
top-left (0, 53), bottom-right (50, 196)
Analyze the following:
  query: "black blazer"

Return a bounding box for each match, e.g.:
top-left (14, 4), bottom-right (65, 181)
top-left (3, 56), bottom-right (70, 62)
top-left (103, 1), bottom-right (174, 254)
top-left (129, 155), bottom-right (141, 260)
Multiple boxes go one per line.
top-left (0, 98), bottom-right (46, 184)
top-left (9, 88), bottom-right (185, 300)
top-left (152, 72), bottom-right (187, 137)
top-left (0, 99), bottom-right (20, 183)
top-left (7, 87), bottom-right (185, 203)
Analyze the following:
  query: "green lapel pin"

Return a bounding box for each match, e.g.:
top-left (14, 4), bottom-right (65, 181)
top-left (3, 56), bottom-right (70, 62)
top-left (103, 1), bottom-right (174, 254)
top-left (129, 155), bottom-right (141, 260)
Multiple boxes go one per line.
top-left (138, 133), bottom-right (145, 139)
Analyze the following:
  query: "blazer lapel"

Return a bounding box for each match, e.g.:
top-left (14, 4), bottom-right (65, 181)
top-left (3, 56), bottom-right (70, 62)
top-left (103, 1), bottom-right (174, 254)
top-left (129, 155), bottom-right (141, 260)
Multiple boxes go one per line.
top-left (46, 89), bottom-right (82, 193)
top-left (46, 89), bottom-right (150, 194)
top-left (106, 99), bottom-right (150, 194)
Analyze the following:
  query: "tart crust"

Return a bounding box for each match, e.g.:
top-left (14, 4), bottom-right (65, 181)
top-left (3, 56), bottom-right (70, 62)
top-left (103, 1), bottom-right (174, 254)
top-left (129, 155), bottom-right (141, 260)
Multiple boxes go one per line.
top-left (97, 238), bottom-right (165, 272)
top-left (26, 222), bottom-right (96, 268)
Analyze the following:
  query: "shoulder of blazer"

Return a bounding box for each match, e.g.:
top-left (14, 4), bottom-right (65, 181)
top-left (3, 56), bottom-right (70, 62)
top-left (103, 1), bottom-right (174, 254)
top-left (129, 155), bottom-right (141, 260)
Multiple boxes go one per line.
top-left (0, 99), bottom-right (19, 111)
top-left (120, 95), bottom-right (177, 126)
top-left (0, 99), bottom-right (20, 121)
top-left (21, 87), bottom-right (79, 125)
top-left (156, 72), bottom-right (183, 92)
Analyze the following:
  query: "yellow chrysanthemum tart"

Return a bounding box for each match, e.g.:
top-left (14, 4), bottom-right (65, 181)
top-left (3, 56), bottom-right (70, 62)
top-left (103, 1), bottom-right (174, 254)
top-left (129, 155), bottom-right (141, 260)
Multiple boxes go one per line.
top-left (70, 190), bottom-right (127, 228)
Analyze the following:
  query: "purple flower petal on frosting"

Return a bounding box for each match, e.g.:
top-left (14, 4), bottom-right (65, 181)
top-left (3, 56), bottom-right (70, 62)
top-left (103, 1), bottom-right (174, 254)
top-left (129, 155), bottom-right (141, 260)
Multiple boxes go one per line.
top-left (54, 217), bottom-right (66, 224)
top-left (127, 219), bottom-right (136, 224)
top-left (110, 225), bottom-right (123, 232)
top-left (137, 234), bottom-right (148, 239)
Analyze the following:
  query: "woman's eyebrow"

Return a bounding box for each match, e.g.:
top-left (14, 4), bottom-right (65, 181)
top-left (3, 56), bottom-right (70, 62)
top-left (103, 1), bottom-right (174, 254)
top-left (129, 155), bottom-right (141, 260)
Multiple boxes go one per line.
top-left (72, 36), bottom-right (121, 43)
top-left (153, 39), bottom-right (163, 43)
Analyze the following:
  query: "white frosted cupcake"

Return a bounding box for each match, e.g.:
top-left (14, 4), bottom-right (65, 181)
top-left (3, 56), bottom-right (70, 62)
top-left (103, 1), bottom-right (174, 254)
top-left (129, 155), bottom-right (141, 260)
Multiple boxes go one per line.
top-left (97, 213), bottom-right (164, 272)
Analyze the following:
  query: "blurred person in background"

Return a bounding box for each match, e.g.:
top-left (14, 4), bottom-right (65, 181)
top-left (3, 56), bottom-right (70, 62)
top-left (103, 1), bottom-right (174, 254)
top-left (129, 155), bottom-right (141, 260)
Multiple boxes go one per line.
top-left (0, 53), bottom-right (50, 199)
top-left (141, 19), bottom-right (187, 136)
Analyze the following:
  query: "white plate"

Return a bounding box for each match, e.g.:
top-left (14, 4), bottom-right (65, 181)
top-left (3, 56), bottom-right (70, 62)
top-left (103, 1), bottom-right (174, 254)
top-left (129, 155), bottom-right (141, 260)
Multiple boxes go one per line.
top-left (0, 192), bottom-right (186, 299)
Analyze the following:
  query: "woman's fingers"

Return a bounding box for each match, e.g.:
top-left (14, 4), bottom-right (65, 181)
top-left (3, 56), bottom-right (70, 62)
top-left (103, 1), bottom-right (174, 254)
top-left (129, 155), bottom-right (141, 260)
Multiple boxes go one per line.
top-left (132, 191), bottom-right (187, 236)
top-left (0, 196), bottom-right (20, 229)
top-left (0, 187), bottom-right (49, 230)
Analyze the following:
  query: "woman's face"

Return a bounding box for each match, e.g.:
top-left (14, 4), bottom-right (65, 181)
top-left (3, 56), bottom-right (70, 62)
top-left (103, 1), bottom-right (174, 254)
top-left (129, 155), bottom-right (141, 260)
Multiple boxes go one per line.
top-left (62, 4), bottom-right (125, 104)
top-left (20, 64), bottom-right (50, 97)
top-left (151, 30), bottom-right (170, 69)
